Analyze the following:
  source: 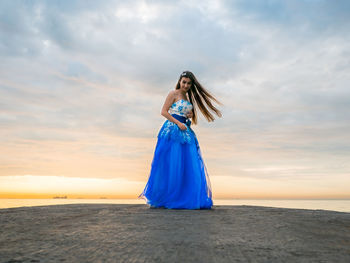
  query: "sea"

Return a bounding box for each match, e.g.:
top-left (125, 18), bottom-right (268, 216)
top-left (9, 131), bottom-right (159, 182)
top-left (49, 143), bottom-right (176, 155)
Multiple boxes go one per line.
top-left (0, 199), bottom-right (349, 212)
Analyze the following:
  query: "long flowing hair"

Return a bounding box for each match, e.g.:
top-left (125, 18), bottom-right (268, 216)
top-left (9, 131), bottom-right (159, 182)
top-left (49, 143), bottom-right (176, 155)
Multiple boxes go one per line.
top-left (175, 71), bottom-right (222, 125)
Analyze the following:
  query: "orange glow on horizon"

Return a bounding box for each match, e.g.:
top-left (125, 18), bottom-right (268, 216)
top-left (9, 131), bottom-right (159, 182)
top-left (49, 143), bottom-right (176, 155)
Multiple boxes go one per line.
top-left (1, 193), bottom-right (349, 200)
top-left (0, 174), bottom-right (350, 200)
top-left (0, 192), bottom-right (138, 199)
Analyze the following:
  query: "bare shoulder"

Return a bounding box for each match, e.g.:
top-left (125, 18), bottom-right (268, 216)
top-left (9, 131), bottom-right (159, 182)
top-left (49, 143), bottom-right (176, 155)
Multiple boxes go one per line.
top-left (161, 90), bottom-right (177, 114)
top-left (168, 90), bottom-right (176, 96)
top-left (166, 90), bottom-right (176, 101)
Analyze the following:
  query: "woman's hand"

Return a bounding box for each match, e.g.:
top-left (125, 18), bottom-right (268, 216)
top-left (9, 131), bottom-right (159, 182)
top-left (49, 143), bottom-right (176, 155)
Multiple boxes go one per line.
top-left (177, 123), bottom-right (187, 131)
top-left (186, 110), bottom-right (193, 119)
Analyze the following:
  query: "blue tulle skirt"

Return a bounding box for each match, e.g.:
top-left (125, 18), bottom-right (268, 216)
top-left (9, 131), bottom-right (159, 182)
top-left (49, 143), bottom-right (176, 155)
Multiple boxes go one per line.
top-left (138, 114), bottom-right (213, 209)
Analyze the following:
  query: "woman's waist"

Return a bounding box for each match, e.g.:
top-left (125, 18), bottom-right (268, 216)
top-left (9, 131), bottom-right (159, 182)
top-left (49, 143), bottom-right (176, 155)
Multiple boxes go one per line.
top-left (171, 113), bottom-right (187, 122)
top-left (171, 114), bottom-right (191, 126)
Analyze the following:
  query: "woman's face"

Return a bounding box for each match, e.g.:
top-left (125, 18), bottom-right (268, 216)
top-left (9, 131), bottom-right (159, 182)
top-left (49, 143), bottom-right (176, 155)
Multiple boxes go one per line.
top-left (179, 77), bottom-right (192, 92)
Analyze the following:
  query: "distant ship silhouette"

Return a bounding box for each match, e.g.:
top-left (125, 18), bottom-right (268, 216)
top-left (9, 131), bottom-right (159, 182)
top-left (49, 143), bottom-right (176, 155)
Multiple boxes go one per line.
top-left (53, 196), bottom-right (67, 199)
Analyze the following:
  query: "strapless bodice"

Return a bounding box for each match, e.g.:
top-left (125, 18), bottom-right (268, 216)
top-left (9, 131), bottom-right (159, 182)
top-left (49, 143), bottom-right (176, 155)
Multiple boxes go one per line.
top-left (168, 99), bottom-right (193, 117)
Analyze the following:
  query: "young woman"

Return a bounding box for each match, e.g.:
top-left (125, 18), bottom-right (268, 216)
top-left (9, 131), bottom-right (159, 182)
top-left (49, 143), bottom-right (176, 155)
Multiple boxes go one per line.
top-left (138, 71), bottom-right (222, 209)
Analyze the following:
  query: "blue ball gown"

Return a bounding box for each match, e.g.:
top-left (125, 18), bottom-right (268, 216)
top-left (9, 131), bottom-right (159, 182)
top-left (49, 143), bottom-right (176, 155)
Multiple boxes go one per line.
top-left (138, 99), bottom-right (213, 209)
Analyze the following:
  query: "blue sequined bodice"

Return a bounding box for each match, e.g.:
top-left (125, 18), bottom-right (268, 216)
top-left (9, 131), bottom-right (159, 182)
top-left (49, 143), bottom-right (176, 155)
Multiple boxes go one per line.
top-left (168, 99), bottom-right (193, 117)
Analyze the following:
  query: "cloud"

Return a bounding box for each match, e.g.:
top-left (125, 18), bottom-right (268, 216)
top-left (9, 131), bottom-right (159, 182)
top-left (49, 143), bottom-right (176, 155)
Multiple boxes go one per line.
top-left (0, 0), bottom-right (349, 192)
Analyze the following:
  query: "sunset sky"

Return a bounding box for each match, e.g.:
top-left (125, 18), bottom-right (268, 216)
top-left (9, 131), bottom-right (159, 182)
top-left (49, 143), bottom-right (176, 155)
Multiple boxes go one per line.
top-left (1, 0), bottom-right (349, 199)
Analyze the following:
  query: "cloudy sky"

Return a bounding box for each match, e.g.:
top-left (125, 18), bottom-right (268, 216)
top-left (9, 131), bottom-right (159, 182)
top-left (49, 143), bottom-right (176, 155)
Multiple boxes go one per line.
top-left (0, 0), bottom-right (349, 199)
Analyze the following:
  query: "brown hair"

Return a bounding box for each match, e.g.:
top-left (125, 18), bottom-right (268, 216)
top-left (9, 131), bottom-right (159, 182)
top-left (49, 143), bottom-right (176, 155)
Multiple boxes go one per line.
top-left (175, 70), bottom-right (222, 125)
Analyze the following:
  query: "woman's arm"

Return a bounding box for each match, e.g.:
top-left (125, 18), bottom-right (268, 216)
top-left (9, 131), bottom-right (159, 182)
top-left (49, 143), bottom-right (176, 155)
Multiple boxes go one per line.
top-left (161, 90), bottom-right (181, 125)
top-left (161, 91), bottom-right (187, 130)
